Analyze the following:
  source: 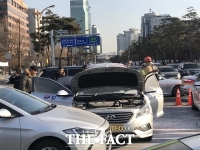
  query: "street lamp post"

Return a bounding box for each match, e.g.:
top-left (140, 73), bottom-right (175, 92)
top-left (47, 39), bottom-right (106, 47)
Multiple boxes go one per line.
top-left (19, 5), bottom-right (55, 59)
top-left (4, 15), bottom-right (21, 70)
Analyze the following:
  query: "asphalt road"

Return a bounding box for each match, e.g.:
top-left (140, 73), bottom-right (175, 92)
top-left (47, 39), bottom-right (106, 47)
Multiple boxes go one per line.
top-left (113, 96), bottom-right (200, 150)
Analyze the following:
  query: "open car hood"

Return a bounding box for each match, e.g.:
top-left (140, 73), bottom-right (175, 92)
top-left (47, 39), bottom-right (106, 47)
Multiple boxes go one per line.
top-left (71, 66), bottom-right (145, 94)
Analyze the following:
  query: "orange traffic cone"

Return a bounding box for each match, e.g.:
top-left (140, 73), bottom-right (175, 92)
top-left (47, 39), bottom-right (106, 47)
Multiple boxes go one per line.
top-left (188, 88), bottom-right (192, 106)
top-left (175, 89), bottom-right (182, 106)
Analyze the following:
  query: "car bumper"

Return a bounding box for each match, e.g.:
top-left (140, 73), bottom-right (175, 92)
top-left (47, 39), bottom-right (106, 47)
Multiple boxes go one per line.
top-left (110, 114), bottom-right (153, 139)
top-left (180, 84), bottom-right (193, 95)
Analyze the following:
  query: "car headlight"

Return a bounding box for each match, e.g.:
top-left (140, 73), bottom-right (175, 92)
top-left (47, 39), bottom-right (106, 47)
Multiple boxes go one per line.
top-left (177, 73), bottom-right (180, 79)
top-left (161, 74), bottom-right (165, 76)
top-left (136, 104), bottom-right (151, 118)
top-left (63, 128), bottom-right (101, 137)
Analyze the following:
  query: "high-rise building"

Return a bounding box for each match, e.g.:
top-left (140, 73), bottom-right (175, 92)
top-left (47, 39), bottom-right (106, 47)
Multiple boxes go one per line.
top-left (70, 0), bottom-right (91, 34)
top-left (141, 10), bottom-right (171, 37)
top-left (91, 25), bottom-right (101, 53)
top-left (0, 0), bottom-right (29, 55)
top-left (28, 8), bottom-right (39, 57)
top-left (117, 28), bottom-right (140, 55)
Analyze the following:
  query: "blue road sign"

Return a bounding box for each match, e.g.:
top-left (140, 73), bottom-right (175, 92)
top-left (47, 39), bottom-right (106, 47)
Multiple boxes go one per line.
top-left (76, 37), bottom-right (88, 46)
top-left (60, 38), bottom-right (75, 47)
top-left (60, 36), bottom-right (101, 47)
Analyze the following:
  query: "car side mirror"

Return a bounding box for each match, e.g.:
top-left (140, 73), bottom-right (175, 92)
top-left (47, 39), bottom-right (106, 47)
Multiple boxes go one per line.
top-left (158, 76), bottom-right (164, 80)
top-left (0, 109), bottom-right (12, 118)
top-left (57, 90), bottom-right (68, 96)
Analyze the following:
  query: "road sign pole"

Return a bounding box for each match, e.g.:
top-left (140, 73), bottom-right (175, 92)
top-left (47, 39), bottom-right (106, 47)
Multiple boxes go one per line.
top-left (50, 30), bottom-right (55, 66)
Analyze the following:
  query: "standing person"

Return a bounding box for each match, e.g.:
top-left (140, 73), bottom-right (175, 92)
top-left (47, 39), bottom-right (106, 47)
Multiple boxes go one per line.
top-left (82, 65), bottom-right (87, 71)
top-left (19, 66), bottom-right (38, 94)
top-left (13, 69), bottom-right (21, 89)
top-left (52, 66), bottom-right (65, 81)
top-left (141, 56), bottom-right (159, 79)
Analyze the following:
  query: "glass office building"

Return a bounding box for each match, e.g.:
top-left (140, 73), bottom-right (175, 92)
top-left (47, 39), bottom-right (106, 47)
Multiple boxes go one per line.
top-left (70, 0), bottom-right (91, 34)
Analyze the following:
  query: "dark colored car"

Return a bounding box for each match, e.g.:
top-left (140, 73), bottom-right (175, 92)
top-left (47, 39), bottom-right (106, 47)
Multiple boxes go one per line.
top-left (38, 66), bottom-right (82, 89)
top-left (178, 63), bottom-right (200, 78)
top-left (168, 64), bottom-right (179, 69)
top-left (159, 66), bottom-right (181, 79)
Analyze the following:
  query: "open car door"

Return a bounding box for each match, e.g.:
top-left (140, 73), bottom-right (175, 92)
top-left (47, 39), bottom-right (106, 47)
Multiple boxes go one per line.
top-left (31, 77), bottom-right (73, 106)
top-left (145, 73), bottom-right (164, 118)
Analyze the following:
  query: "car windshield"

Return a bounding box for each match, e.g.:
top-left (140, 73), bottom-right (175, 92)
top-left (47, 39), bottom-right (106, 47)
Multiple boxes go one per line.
top-left (170, 65), bottom-right (179, 69)
top-left (0, 88), bottom-right (51, 114)
top-left (160, 67), bottom-right (176, 72)
top-left (78, 86), bottom-right (138, 96)
top-left (184, 64), bottom-right (199, 69)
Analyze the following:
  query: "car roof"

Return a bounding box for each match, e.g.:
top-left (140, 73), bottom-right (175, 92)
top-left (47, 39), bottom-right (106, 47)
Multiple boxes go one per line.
top-left (86, 63), bottom-right (127, 70)
top-left (159, 66), bottom-right (173, 68)
top-left (42, 66), bottom-right (82, 71)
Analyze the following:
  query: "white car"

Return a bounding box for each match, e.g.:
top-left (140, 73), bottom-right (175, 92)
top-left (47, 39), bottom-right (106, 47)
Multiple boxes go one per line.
top-left (158, 76), bottom-right (182, 96)
top-left (191, 74), bottom-right (200, 110)
top-left (31, 63), bottom-right (164, 141)
top-left (0, 87), bottom-right (111, 150)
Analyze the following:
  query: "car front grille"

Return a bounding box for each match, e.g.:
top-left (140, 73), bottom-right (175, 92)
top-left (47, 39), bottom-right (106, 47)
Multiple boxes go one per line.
top-left (95, 112), bottom-right (133, 124)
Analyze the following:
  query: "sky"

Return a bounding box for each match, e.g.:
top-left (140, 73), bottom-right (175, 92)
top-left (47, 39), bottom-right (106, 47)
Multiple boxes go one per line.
top-left (24, 0), bottom-right (200, 53)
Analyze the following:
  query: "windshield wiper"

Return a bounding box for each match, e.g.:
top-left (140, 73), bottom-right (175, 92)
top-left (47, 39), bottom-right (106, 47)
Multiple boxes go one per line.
top-left (31, 104), bottom-right (57, 115)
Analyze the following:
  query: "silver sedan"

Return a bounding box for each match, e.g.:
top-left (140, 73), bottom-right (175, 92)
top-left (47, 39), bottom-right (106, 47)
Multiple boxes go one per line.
top-left (159, 76), bottom-right (182, 96)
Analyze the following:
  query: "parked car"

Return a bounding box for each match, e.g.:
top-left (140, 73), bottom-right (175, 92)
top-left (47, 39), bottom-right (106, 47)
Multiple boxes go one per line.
top-left (167, 63), bottom-right (179, 70)
top-left (153, 62), bottom-right (162, 69)
top-left (31, 63), bottom-right (164, 141)
top-left (190, 74), bottom-right (200, 110)
top-left (158, 75), bottom-right (182, 96)
top-left (159, 66), bottom-right (181, 79)
top-left (178, 62), bottom-right (200, 78)
top-left (143, 134), bottom-right (200, 150)
top-left (180, 72), bottom-right (200, 95)
top-left (38, 66), bottom-right (82, 90)
top-left (0, 86), bottom-right (111, 150)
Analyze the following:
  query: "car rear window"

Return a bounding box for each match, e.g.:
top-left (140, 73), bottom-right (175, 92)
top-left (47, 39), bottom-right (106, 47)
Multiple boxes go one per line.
top-left (40, 70), bottom-right (56, 78)
top-left (160, 67), bottom-right (176, 72)
top-left (184, 64), bottom-right (199, 69)
top-left (68, 68), bottom-right (82, 76)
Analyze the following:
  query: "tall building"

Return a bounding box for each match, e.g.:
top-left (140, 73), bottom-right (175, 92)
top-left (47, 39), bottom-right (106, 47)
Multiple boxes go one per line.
top-left (0, 0), bottom-right (29, 55)
top-left (70, 0), bottom-right (91, 34)
top-left (117, 28), bottom-right (140, 55)
top-left (141, 10), bottom-right (171, 37)
top-left (91, 25), bottom-right (101, 53)
top-left (28, 8), bottom-right (39, 57)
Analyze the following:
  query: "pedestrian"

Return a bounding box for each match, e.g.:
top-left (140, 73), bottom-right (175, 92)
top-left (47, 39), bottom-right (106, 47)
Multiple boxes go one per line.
top-left (13, 69), bottom-right (21, 89)
top-left (82, 65), bottom-right (87, 71)
top-left (19, 66), bottom-right (38, 94)
top-left (52, 66), bottom-right (65, 81)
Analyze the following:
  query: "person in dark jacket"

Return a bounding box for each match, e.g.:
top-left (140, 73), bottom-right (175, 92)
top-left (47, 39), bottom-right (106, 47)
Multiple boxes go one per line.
top-left (52, 66), bottom-right (65, 81)
top-left (13, 70), bottom-right (21, 89)
top-left (82, 65), bottom-right (87, 71)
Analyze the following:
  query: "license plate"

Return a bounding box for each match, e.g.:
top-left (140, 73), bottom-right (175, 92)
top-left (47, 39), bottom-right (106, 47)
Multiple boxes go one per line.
top-left (110, 125), bottom-right (134, 132)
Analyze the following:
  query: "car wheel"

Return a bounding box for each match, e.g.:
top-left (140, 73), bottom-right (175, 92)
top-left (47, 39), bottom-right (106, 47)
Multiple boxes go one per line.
top-left (32, 140), bottom-right (69, 150)
top-left (143, 136), bottom-right (153, 141)
top-left (192, 95), bottom-right (198, 111)
top-left (172, 86), bottom-right (180, 97)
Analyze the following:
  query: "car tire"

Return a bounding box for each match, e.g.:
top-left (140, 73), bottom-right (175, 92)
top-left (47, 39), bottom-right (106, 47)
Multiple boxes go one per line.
top-left (143, 136), bottom-right (153, 141)
top-left (32, 139), bottom-right (69, 150)
top-left (172, 86), bottom-right (180, 97)
top-left (192, 95), bottom-right (198, 111)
